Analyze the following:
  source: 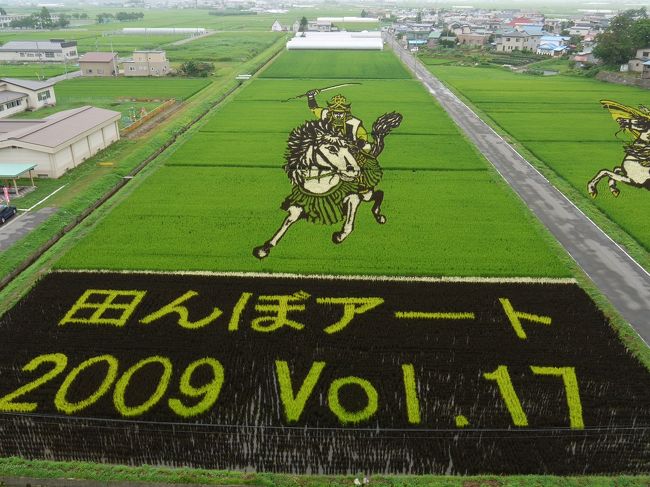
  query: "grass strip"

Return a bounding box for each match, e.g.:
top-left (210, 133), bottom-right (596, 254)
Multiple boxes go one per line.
top-left (0, 458), bottom-right (648, 486)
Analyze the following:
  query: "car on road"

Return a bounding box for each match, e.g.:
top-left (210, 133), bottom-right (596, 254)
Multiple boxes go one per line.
top-left (0, 204), bottom-right (17, 225)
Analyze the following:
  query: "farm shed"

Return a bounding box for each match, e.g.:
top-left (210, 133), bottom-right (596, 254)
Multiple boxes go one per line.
top-left (0, 163), bottom-right (36, 196)
top-left (0, 106), bottom-right (120, 178)
top-left (0, 78), bottom-right (56, 119)
top-left (0, 40), bottom-right (78, 62)
top-left (287, 32), bottom-right (383, 50)
top-left (79, 52), bottom-right (118, 77)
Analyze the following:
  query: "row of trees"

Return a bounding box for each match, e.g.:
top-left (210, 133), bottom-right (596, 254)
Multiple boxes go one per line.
top-left (9, 7), bottom-right (69, 29)
top-left (96, 11), bottom-right (144, 24)
top-left (594, 8), bottom-right (650, 66)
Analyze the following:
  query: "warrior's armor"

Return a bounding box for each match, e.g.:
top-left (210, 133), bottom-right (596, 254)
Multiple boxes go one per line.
top-left (307, 93), bottom-right (372, 152)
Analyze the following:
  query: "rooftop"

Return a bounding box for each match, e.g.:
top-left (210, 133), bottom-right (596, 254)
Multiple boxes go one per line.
top-left (0, 91), bottom-right (27, 104)
top-left (79, 52), bottom-right (117, 63)
top-left (0, 77), bottom-right (56, 90)
top-left (0, 106), bottom-right (120, 150)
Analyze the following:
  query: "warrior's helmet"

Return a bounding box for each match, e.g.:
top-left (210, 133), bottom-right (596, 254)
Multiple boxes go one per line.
top-left (326, 94), bottom-right (351, 130)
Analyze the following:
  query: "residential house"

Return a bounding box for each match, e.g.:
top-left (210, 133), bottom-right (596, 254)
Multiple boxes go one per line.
top-left (79, 52), bottom-right (119, 77)
top-left (536, 35), bottom-right (569, 57)
top-left (0, 40), bottom-right (77, 63)
top-left (271, 20), bottom-right (283, 32)
top-left (0, 78), bottom-right (56, 119)
top-left (123, 50), bottom-right (170, 77)
top-left (0, 106), bottom-right (120, 178)
top-left (628, 48), bottom-right (650, 73)
top-left (427, 30), bottom-right (443, 48)
top-left (495, 30), bottom-right (530, 52)
top-left (457, 26), bottom-right (490, 47)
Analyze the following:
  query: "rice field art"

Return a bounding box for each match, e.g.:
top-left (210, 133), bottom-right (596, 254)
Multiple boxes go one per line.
top-left (0, 271), bottom-right (649, 474)
top-left (587, 100), bottom-right (650, 198)
top-left (1, 50), bottom-right (650, 476)
top-left (253, 89), bottom-right (402, 259)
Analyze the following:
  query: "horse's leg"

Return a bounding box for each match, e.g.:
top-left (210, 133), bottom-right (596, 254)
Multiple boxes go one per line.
top-left (608, 167), bottom-right (625, 197)
top-left (333, 193), bottom-right (361, 244)
top-left (588, 169), bottom-right (623, 198)
top-left (361, 189), bottom-right (386, 224)
top-left (253, 205), bottom-right (303, 259)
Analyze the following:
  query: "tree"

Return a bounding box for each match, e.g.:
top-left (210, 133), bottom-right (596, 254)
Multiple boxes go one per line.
top-left (0, 7), bottom-right (6, 15)
top-left (80, 13), bottom-right (88, 19)
top-left (38, 7), bottom-right (53, 28)
top-left (594, 8), bottom-right (647, 66)
top-left (56, 13), bottom-right (69, 28)
top-left (179, 60), bottom-right (214, 77)
top-left (360, 9), bottom-right (368, 18)
top-left (299, 16), bottom-right (308, 32)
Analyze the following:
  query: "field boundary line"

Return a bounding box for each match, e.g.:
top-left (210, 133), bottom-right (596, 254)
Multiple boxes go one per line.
top-left (17, 185), bottom-right (67, 212)
top-left (53, 269), bottom-right (577, 284)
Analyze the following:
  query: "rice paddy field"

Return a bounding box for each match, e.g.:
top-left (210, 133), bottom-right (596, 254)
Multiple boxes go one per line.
top-left (427, 65), bottom-right (650, 255)
top-left (1, 47), bottom-right (649, 476)
top-left (54, 50), bottom-right (569, 277)
top-left (10, 77), bottom-right (210, 127)
top-left (0, 63), bottom-right (69, 79)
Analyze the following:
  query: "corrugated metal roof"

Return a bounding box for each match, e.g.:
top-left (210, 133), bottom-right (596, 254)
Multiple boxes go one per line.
top-left (1, 77), bottom-right (56, 90)
top-left (0, 91), bottom-right (27, 104)
top-left (0, 40), bottom-right (67, 52)
top-left (0, 106), bottom-right (120, 149)
top-left (79, 52), bottom-right (117, 63)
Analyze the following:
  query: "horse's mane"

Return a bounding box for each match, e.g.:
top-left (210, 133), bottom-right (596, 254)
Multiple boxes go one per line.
top-left (284, 120), bottom-right (351, 185)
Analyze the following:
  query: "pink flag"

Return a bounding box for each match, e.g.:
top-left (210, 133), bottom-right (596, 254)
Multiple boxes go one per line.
top-left (2, 187), bottom-right (8, 204)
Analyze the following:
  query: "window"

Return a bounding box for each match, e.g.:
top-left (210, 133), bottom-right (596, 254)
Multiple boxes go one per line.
top-left (128, 66), bottom-right (136, 71)
top-left (87, 69), bottom-right (93, 73)
top-left (19, 52), bottom-right (25, 57)
top-left (45, 52), bottom-right (54, 58)
top-left (38, 90), bottom-right (51, 101)
top-left (644, 51), bottom-right (649, 57)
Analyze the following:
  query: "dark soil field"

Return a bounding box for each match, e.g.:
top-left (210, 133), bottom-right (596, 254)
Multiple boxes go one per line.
top-left (0, 271), bottom-right (647, 474)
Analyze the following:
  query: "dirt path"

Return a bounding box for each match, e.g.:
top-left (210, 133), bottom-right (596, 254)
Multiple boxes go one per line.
top-left (124, 101), bottom-right (185, 139)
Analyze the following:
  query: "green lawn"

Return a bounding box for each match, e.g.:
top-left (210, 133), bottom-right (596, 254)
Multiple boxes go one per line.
top-left (55, 50), bottom-right (570, 278)
top-left (429, 65), bottom-right (650, 254)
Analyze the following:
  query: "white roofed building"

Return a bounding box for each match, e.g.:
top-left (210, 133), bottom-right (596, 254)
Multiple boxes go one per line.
top-left (0, 106), bottom-right (120, 178)
top-left (0, 78), bottom-right (56, 119)
top-left (0, 40), bottom-right (78, 63)
top-left (287, 32), bottom-right (383, 50)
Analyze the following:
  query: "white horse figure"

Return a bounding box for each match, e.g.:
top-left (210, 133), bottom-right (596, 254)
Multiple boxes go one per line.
top-left (253, 115), bottom-right (400, 260)
top-left (588, 100), bottom-right (650, 198)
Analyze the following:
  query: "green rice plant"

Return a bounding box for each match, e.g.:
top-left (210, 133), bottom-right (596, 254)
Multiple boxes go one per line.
top-left (260, 50), bottom-right (411, 79)
top-left (55, 165), bottom-right (570, 277)
top-left (0, 64), bottom-right (69, 79)
top-left (163, 32), bottom-right (283, 63)
top-left (429, 65), bottom-right (650, 253)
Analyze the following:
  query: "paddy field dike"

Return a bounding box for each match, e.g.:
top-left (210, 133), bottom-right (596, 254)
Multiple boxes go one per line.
top-left (0, 50), bottom-right (648, 475)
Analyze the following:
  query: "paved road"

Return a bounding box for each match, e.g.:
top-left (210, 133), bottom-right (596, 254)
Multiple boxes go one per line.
top-left (0, 208), bottom-right (57, 251)
top-left (47, 70), bottom-right (82, 83)
top-left (387, 37), bottom-right (650, 344)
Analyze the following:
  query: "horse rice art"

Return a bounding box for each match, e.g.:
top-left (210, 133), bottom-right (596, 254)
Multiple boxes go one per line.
top-left (253, 92), bottom-right (402, 259)
top-left (588, 100), bottom-right (650, 198)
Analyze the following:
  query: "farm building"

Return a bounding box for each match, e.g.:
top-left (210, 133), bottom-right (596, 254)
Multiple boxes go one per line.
top-left (287, 32), bottom-right (383, 50)
top-left (79, 52), bottom-right (119, 77)
top-left (0, 106), bottom-right (120, 178)
top-left (123, 51), bottom-right (170, 77)
top-left (0, 78), bottom-right (56, 119)
top-left (271, 20), bottom-right (284, 32)
top-left (0, 40), bottom-right (77, 63)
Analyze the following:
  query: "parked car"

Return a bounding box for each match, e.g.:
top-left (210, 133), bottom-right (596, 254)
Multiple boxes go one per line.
top-left (0, 204), bottom-right (17, 225)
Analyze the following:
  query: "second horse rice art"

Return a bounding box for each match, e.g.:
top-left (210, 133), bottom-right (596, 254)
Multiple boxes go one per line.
top-left (253, 87), bottom-right (402, 259)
